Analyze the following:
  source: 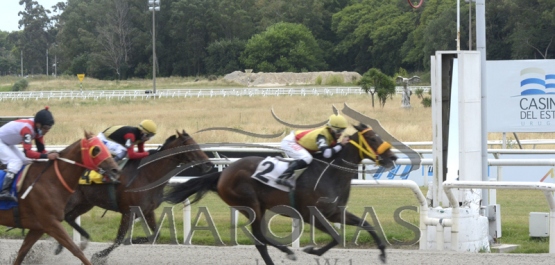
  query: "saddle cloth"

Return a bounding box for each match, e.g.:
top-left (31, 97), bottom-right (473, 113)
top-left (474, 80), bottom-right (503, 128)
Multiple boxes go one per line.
top-left (250, 157), bottom-right (293, 192)
top-left (0, 165), bottom-right (30, 210)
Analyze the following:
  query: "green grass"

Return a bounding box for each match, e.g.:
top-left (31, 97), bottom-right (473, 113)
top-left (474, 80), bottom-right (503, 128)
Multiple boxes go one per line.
top-left (0, 188), bottom-right (549, 253)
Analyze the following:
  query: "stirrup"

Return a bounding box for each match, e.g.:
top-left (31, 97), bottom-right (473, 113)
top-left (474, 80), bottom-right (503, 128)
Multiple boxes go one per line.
top-left (0, 192), bottom-right (17, 202)
top-left (276, 178), bottom-right (294, 189)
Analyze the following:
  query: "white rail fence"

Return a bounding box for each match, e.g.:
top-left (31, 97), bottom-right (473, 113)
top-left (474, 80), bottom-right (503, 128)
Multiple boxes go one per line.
top-left (0, 86), bottom-right (431, 101)
top-left (65, 141), bottom-right (555, 249)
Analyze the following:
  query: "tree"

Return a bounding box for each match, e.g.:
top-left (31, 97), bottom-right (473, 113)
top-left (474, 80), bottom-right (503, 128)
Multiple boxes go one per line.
top-left (204, 38), bottom-right (246, 76)
top-left (240, 22), bottom-right (326, 72)
top-left (18, 0), bottom-right (54, 75)
top-left (93, 0), bottom-right (132, 80)
top-left (359, 68), bottom-right (395, 108)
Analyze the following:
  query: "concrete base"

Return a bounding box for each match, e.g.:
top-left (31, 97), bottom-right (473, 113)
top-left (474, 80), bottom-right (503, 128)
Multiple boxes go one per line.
top-left (426, 207), bottom-right (491, 252)
top-left (490, 244), bottom-right (519, 253)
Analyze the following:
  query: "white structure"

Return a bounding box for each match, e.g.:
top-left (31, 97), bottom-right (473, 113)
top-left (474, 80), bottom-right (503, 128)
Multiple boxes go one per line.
top-left (429, 51), bottom-right (490, 252)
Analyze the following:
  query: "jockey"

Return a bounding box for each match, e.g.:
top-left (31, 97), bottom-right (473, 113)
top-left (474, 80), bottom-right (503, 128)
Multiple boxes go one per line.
top-left (276, 114), bottom-right (350, 188)
top-left (0, 107), bottom-right (59, 202)
top-left (98, 119), bottom-right (157, 161)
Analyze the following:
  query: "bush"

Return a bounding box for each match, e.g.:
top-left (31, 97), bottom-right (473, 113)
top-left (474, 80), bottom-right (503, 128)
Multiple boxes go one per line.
top-left (315, 75), bottom-right (322, 85)
top-left (421, 97), bottom-right (431, 107)
top-left (414, 88), bottom-right (424, 99)
top-left (12, 79), bottom-right (29, 91)
top-left (324, 74), bottom-right (344, 85)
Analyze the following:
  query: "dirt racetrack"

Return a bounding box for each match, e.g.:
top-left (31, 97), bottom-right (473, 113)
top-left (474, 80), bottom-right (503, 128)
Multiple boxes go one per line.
top-left (1, 239), bottom-right (554, 265)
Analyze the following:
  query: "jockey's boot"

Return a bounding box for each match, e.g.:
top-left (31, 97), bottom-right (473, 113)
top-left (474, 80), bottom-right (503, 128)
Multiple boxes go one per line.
top-left (276, 160), bottom-right (308, 188)
top-left (0, 172), bottom-right (17, 202)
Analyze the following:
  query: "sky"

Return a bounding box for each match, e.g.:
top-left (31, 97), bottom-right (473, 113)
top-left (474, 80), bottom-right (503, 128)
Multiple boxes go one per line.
top-left (0, 0), bottom-right (61, 32)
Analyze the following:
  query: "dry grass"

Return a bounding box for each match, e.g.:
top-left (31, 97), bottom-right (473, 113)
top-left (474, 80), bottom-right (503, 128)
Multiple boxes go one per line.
top-left (2, 76), bottom-right (555, 147)
top-left (0, 95), bottom-right (434, 145)
top-left (0, 75), bottom-right (240, 92)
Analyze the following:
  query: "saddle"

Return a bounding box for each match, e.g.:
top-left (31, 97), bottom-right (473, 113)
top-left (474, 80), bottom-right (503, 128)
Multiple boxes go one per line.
top-left (250, 157), bottom-right (305, 192)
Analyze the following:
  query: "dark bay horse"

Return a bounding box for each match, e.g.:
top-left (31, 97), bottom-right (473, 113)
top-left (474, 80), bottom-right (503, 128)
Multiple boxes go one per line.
top-left (164, 124), bottom-right (397, 265)
top-left (55, 130), bottom-right (213, 262)
top-left (0, 131), bottom-right (120, 265)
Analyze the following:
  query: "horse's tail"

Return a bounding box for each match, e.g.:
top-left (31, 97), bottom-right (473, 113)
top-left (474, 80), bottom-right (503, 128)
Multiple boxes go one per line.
top-left (164, 171), bottom-right (221, 205)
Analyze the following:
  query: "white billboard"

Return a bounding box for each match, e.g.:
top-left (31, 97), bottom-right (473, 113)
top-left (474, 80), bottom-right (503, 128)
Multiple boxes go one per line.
top-left (487, 59), bottom-right (555, 132)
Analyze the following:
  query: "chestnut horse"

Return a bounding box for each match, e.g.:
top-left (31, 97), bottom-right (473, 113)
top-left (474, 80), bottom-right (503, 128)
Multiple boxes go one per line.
top-left (56, 130), bottom-right (213, 262)
top-left (164, 124), bottom-right (397, 265)
top-left (0, 131), bottom-right (120, 265)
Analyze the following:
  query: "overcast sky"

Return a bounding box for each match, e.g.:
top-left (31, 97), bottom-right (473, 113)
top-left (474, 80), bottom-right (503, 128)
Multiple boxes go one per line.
top-left (0, 0), bottom-right (61, 32)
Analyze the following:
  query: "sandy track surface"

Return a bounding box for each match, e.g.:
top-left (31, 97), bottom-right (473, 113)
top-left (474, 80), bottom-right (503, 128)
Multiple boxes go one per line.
top-left (1, 239), bottom-right (554, 265)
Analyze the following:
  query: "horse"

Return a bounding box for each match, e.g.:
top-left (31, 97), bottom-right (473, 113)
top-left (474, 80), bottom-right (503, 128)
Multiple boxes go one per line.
top-left (0, 131), bottom-right (120, 265)
top-left (164, 123), bottom-right (397, 265)
top-left (55, 130), bottom-right (213, 262)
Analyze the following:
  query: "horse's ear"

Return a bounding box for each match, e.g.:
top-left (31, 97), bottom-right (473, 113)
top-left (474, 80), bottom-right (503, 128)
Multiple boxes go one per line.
top-left (176, 130), bottom-right (182, 137)
top-left (84, 130), bottom-right (93, 139)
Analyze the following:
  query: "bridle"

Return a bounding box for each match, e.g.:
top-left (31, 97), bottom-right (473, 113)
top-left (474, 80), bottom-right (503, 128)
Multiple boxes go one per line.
top-left (348, 128), bottom-right (392, 166)
top-left (55, 136), bottom-right (113, 193)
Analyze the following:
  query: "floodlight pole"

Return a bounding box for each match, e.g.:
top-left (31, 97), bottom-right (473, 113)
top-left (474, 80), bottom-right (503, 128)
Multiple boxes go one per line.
top-left (148, 0), bottom-right (160, 94)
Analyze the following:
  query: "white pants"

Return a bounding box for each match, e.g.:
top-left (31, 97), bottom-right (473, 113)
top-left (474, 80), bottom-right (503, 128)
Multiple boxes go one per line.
top-left (97, 132), bottom-right (127, 159)
top-left (280, 132), bottom-right (313, 164)
top-left (0, 139), bottom-right (31, 173)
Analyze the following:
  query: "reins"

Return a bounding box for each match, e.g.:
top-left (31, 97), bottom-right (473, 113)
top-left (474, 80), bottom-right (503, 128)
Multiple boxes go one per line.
top-left (54, 160), bottom-right (75, 193)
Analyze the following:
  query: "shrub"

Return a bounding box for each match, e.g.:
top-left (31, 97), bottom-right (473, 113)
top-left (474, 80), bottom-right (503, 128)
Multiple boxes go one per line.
top-left (324, 74), bottom-right (344, 86)
top-left (421, 97), bottom-right (431, 107)
top-left (414, 88), bottom-right (424, 99)
top-left (12, 79), bottom-right (29, 91)
top-left (315, 75), bottom-right (322, 85)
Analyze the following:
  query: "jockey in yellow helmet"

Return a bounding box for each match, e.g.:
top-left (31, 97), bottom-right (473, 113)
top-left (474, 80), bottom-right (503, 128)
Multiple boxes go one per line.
top-left (98, 120), bottom-right (157, 161)
top-left (276, 114), bottom-right (349, 188)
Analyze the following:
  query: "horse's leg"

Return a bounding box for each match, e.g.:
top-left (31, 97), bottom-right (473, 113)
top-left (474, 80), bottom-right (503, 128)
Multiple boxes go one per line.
top-left (344, 211), bottom-right (386, 263)
top-left (302, 217), bottom-right (339, 256)
top-left (249, 212), bottom-right (296, 264)
top-left (92, 212), bottom-right (132, 261)
top-left (129, 210), bottom-right (157, 244)
top-left (55, 203), bottom-right (94, 254)
top-left (44, 221), bottom-right (92, 265)
top-left (304, 211), bottom-right (386, 263)
top-left (13, 229), bottom-right (44, 265)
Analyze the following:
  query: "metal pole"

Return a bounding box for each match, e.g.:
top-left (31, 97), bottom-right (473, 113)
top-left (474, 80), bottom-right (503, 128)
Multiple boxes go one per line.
top-left (20, 50), bottom-right (23, 77)
top-left (469, 1), bottom-right (472, 50)
top-left (46, 48), bottom-right (49, 76)
top-left (152, 6), bottom-right (156, 94)
top-left (476, 0), bottom-right (488, 205)
top-left (457, 0), bottom-right (460, 51)
top-left (55, 54), bottom-right (57, 77)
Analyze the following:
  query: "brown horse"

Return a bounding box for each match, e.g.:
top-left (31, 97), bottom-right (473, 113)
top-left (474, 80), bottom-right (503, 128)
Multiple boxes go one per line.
top-left (0, 131), bottom-right (120, 265)
top-left (55, 130), bottom-right (213, 262)
top-left (164, 123), bottom-right (397, 265)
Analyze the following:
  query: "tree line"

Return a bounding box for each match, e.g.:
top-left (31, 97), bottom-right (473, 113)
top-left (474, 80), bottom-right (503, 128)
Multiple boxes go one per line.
top-left (0, 0), bottom-right (553, 80)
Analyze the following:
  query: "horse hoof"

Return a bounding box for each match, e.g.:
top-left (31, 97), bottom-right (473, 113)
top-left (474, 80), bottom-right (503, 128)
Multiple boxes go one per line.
top-left (91, 253), bottom-right (108, 265)
top-left (380, 254), bottom-right (386, 264)
top-left (54, 244), bottom-right (63, 255)
top-left (303, 245), bottom-right (315, 254)
top-left (286, 253), bottom-right (297, 261)
top-left (80, 239), bottom-right (89, 251)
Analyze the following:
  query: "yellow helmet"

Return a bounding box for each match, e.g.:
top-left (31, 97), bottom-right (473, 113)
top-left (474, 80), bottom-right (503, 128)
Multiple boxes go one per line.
top-left (327, 114), bottom-right (348, 130)
top-left (139, 119), bottom-right (157, 135)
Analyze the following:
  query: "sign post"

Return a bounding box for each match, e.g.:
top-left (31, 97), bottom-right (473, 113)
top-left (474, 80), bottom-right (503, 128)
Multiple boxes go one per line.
top-left (77, 74), bottom-right (85, 92)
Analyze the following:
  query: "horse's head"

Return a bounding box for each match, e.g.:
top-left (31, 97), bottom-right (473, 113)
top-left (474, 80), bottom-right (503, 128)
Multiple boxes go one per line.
top-left (159, 130), bottom-right (213, 173)
top-left (350, 124), bottom-right (397, 169)
top-left (81, 131), bottom-right (121, 180)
